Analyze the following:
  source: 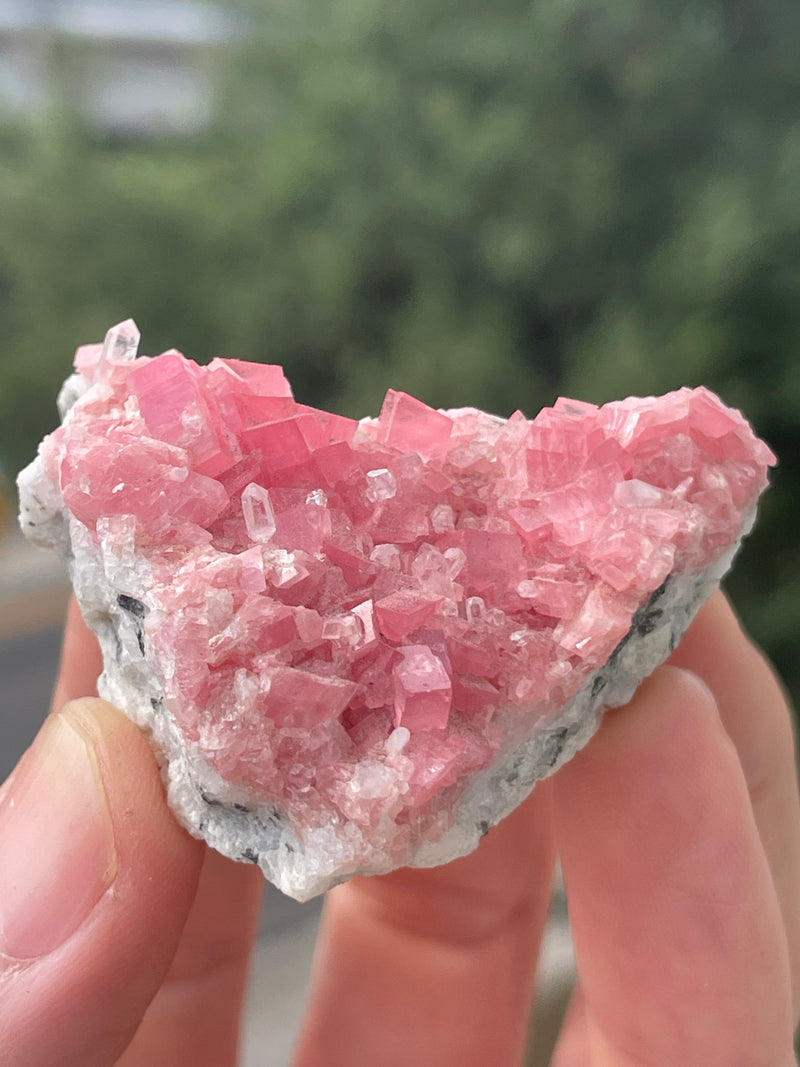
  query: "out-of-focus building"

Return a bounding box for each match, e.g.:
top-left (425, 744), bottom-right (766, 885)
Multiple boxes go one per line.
top-left (0, 0), bottom-right (238, 135)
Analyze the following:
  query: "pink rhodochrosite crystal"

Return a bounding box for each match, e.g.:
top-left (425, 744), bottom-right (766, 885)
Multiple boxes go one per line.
top-left (19, 321), bottom-right (776, 899)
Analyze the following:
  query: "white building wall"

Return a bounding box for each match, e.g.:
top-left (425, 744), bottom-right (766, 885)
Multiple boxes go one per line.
top-left (0, 0), bottom-right (237, 133)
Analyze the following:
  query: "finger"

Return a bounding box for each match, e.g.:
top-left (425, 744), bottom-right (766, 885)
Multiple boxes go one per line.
top-left (0, 699), bottom-right (204, 1067)
top-left (548, 986), bottom-right (589, 1067)
top-left (51, 597), bottom-right (265, 1067)
top-left (113, 850), bottom-right (263, 1067)
top-left (552, 666), bottom-right (795, 1067)
top-left (669, 591), bottom-right (800, 1017)
top-left (293, 783), bottom-right (557, 1067)
top-left (51, 596), bottom-right (103, 712)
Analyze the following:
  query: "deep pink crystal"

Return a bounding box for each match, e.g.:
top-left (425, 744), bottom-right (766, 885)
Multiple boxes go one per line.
top-left (41, 341), bottom-right (776, 852)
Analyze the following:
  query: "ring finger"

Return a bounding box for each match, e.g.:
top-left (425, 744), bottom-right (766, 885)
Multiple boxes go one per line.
top-left (669, 592), bottom-right (800, 1020)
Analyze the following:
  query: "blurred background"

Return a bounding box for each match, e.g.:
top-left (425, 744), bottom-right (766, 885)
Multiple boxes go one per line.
top-left (0, 0), bottom-right (798, 1062)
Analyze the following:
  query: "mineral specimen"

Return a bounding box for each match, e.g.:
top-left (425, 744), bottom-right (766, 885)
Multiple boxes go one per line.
top-left (18, 321), bottom-right (775, 899)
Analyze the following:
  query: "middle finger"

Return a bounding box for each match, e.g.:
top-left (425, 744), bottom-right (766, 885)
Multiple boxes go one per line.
top-left (292, 782), bottom-right (557, 1067)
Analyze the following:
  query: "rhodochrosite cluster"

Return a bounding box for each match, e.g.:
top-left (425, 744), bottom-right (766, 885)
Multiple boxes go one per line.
top-left (19, 322), bottom-right (775, 898)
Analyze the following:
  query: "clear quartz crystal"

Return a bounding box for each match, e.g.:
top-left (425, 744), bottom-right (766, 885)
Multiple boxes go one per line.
top-left (430, 503), bottom-right (455, 532)
top-left (242, 483), bottom-right (276, 542)
top-left (465, 596), bottom-right (486, 621)
top-left (370, 543), bottom-right (401, 568)
top-left (365, 468), bottom-right (397, 502)
top-left (101, 319), bottom-right (141, 366)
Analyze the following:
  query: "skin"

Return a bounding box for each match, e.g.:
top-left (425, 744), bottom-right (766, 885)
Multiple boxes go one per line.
top-left (0, 591), bottom-right (798, 1066)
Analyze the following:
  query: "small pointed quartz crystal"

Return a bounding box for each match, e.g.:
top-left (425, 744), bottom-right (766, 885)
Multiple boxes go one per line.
top-left (18, 322), bottom-right (776, 899)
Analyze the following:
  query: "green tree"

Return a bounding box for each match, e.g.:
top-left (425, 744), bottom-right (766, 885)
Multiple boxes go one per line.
top-left (1, 0), bottom-right (798, 696)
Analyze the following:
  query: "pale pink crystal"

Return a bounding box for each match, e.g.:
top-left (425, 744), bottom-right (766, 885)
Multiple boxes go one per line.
top-left (393, 645), bottom-right (453, 731)
top-left (376, 390), bottom-right (453, 462)
top-left (22, 330), bottom-right (776, 895)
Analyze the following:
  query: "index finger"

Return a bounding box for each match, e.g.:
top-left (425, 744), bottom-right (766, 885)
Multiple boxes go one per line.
top-left (51, 596), bottom-right (103, 712)
top-left (50, 598), bottom-right (264, 1067)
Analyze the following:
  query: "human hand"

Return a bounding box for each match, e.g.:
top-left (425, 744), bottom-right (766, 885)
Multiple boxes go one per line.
top-left (0, 592), bottom-right (797, 1066)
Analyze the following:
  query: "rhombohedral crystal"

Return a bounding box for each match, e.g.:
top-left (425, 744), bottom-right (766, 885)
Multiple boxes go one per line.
top-left (18, 321), bottom-right (775, 899)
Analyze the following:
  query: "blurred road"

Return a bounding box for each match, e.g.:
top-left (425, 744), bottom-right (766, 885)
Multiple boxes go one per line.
top-left (0, 625), bottom-right (61, 780)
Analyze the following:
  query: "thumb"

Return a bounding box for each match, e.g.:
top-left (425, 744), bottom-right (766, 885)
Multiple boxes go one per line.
top-left (0, 698), bottom-right (204, 1067)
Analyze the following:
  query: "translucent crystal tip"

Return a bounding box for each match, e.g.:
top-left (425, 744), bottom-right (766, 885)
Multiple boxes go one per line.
top-left (102, 319), bottom-right (141, 364)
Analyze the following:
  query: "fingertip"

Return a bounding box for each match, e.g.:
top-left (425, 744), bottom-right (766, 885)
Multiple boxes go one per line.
top-left (0, 697), bottom-right (204, 1066)
top-left (603, 663), bottom-right (720, 740)
top-left (671, 590), bottom-right (796, 739)
top-left (60, 695), bottom-right (161, 807)
top-left (60, 696), bottom-right (203, 879)
top-left (559, 665), bottom-right (729, 808)
top-left (51, 597), bottom-right (103, 712)
top-left (552, 664), bottom-right (794, 1067)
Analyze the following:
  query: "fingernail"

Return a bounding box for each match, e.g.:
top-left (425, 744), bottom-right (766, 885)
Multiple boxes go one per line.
top-left (0, 710), bottom-right (118, 960)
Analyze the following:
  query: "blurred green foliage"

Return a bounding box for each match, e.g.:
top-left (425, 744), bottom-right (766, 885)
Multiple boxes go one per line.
top-left (1, 0), bottom-right (798, 698)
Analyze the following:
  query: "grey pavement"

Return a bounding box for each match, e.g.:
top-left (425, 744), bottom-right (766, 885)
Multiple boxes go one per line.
top-left (0, 624), bottom-right (61, 779)
top-left (0, 526), bottom-right (69, 779)
top-left (244, 913), bottom-right (320, 1067)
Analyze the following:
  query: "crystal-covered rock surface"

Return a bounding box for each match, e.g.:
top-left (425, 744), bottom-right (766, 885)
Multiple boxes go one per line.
top-left (18, 323), bottom-right (776, 899)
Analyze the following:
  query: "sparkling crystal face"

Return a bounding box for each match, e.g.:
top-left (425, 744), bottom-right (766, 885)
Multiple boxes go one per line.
top-left (19, 324), bottom-right (776, 895)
